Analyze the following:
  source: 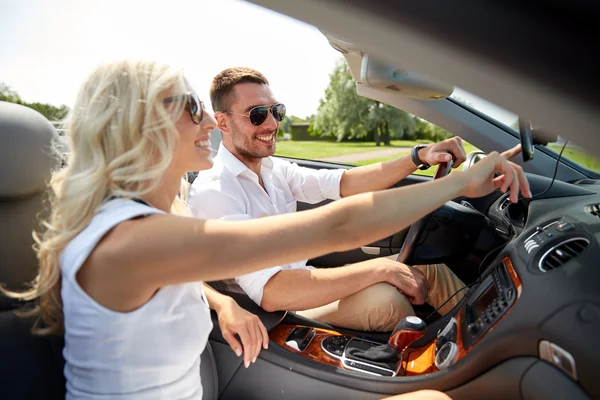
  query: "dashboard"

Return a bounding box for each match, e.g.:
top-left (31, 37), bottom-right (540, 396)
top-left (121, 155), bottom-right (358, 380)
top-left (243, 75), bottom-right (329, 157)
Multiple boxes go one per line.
top-left (207, 169), bottom-right (599, 399)
top-left (471, 176), bottom-right (600, 397)
top-left (266, 174), bottom-right (600, 399)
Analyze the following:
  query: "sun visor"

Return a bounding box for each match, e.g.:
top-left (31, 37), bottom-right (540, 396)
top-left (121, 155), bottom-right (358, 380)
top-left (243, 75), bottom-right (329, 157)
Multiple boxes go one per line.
top-left (360, 54), bottom-right (454, 100)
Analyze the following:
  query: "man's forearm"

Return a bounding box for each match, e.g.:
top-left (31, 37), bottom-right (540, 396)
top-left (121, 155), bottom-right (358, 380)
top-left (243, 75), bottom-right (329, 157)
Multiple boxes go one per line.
top-left (340, 154), bottom-right (418, 197)
top-left (260, 259), bottom-right (387, 312)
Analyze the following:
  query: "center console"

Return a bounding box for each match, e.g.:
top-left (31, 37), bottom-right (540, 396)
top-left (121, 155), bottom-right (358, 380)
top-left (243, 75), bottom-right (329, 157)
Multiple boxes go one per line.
top-left (269, 257), bottom-right (522, 377)
top-left (460, 259), bottom-right (518, 348)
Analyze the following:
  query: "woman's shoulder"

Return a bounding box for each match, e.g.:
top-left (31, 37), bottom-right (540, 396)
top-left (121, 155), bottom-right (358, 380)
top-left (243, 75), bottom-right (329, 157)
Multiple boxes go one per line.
top-left (61, 199), bottom-right (164, 272)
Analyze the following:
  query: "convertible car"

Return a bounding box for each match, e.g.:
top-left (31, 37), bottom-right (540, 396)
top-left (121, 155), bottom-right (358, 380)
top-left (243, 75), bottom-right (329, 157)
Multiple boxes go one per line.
top-left (1, 1), bottom-right (598, 399)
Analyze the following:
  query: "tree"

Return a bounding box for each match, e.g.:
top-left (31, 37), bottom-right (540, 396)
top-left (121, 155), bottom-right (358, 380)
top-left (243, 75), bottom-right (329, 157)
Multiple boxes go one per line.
top-left (413, 116), bottom-right (452, 142)
top-left (279, 114), bottom-right (306, 134)
top-left (0, 83), bottom-right (19, 102)
top-left (312, 61), bottom-right (413, 145)
top-left (0, 82), bottom-right (69, 121)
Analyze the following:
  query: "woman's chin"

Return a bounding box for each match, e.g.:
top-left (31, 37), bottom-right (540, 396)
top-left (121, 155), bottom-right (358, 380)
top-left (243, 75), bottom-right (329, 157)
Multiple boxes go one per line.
top-left (194, 157), bottom-right (214, 171)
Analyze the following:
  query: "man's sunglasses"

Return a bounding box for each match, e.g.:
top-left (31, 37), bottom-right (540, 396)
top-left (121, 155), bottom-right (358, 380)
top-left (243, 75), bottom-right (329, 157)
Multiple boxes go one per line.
top-left (225, 103), bottom-right (286, 126)
top-left (163, 92), bottom-right (205, 124)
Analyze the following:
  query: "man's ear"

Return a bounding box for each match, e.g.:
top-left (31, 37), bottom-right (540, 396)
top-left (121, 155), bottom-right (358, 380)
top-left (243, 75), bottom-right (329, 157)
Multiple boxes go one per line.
top-left (214, 112), bottom-right (229, 134)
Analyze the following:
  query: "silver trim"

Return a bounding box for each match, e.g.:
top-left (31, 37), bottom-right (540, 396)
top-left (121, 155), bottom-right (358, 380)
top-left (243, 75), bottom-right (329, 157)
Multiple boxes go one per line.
top-left (497, 194), bottom-right (511, 211)
top-left (524, 231), bottom-right (540, 243)
top-left (434, 341), bottom-right (458, 370)
top-left (538, 237), bottom-right (589, 272)
top-left (437, 317), bottom-right (457, 338)
top-left (320, 337), bottom-right (397, 377)
top-left (462, 150), bottom-right (487, 171)
top-left (361, 246), bottom-right (381, 255)
top-left (524, 221), bottom-right (559, 243)
top-left (539, 340), bottom-right (578, 380)
top-left (585, 204), bottom-right (600, 217)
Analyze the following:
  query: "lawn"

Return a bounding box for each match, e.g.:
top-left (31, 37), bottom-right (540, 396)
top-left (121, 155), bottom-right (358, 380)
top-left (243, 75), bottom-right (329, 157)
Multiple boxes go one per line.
top-left (274, 139), bottom-right (433, 159)
top-left (275, 140), bottom-right (600, 176)
top-left (548, 145), bottom-right (600, 172)
top-left (275, 140), bottom-right (481, 177)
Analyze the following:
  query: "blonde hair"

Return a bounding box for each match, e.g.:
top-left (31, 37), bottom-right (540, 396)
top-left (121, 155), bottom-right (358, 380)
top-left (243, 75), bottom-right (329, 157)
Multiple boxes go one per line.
top-left (5, 60), bottom-right (189, 335)
top-left (172, 175), bottom-right (192, 217)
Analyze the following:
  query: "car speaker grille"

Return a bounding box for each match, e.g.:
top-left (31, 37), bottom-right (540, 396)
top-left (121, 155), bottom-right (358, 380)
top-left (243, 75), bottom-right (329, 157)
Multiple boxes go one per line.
top-left (538, 238), bottom-right (589, 272)
top-left (585, 204), bottom-right (600, 218)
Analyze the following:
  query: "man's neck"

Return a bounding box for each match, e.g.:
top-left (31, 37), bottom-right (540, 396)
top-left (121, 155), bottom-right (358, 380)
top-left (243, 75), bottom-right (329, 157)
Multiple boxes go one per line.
top-left (223, 143), bottom-right (263, 177)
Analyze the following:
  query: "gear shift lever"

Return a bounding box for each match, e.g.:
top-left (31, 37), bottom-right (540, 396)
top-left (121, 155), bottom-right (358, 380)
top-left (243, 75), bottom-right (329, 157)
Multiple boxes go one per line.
top-left (347, 316), bottom-right (426, 363)
top-left (388, 316), bottom-right (427, 353)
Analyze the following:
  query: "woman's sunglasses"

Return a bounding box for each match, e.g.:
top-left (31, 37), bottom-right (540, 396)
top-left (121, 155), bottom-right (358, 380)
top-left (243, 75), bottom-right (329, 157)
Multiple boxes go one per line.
top-left (163, 92), bottom-right (205, 124)
top-left (225, 103), bottom-right (286, 126)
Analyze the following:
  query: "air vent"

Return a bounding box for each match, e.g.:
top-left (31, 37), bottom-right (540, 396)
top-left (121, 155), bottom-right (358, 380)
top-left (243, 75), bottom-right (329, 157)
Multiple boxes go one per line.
top-left (585, 204), bottom-right (600, 217)
top-left (498, 194), bottom-right (511, 211)
top-left (538, 238), bottom-right (589, 272)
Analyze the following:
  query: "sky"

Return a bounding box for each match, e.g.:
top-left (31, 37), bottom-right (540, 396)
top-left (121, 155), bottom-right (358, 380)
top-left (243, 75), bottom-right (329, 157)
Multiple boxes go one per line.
top-left (0, 0), bottom-right (519, 127)
top-left (0, 0), bottom-right (342, 118)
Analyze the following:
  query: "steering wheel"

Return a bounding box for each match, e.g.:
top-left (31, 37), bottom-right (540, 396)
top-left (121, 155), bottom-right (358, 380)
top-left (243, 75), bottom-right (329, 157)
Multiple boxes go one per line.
top-left (396, 160), bottom-right (454, 264)
top-left (519, 118), bottom-right (535, 162)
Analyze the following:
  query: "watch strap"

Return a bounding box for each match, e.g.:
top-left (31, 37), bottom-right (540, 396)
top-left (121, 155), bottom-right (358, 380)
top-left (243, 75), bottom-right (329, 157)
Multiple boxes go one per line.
top-left (411, 144), bottom-right (431, 170)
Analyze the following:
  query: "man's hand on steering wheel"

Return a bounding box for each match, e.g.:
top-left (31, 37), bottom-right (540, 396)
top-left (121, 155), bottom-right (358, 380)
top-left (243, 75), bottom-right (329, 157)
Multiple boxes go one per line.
top-left (418, 136), bottom-right (467, 168)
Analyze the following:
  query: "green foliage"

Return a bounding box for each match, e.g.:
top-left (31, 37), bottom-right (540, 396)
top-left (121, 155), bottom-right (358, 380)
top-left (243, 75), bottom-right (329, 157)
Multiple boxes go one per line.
top-left (280, 116), bottom-right (292, 134)
top-left (312, 60), bottom-right (433, 145)
top-left (279, 114), bottom-right (308, 135)
top-left (413, 116), bottom-right (452, 142)
top-left (0, 82), bottom-right (69, 121)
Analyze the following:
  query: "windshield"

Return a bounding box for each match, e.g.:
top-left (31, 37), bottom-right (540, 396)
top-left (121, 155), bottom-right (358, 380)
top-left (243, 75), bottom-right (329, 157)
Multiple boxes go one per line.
top-left (450, 89), bottom-right (600, 174)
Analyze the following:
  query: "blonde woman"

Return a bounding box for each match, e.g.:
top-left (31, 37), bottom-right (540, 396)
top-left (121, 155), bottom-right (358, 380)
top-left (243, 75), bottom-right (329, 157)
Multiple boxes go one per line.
top-left (8, 60), bottom-right (529, 399)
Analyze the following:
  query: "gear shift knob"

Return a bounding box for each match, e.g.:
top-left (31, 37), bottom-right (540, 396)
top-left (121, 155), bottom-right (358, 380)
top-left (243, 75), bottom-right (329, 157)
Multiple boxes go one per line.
top-left (388, 316), bottom-right (426, 352)
top-left (344, 316), bottom-right (426, 364)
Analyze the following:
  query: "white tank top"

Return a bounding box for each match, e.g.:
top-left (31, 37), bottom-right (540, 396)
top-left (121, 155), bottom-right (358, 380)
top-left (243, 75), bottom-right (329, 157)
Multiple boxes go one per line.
top-left (61, 198), bottom-right (213, 399)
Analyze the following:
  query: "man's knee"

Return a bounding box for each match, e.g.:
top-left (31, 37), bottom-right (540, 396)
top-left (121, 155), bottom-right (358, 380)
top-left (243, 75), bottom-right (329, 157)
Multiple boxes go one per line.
top-left (343, 283), bottom-right (414, 331)
top-left (376, 283), bottom-right (415, 330)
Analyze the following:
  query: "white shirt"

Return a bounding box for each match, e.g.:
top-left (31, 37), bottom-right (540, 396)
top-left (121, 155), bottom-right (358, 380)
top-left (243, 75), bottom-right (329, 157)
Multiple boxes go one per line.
top-left (188, 144), bottom-right (345, 305)
top-left (61, 199), bottom-right (213, 399)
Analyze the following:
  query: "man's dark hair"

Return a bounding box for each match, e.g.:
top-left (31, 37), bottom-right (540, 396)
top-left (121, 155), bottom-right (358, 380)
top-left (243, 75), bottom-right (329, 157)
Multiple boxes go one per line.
top-left (210, 67), bottom-right (269, 112)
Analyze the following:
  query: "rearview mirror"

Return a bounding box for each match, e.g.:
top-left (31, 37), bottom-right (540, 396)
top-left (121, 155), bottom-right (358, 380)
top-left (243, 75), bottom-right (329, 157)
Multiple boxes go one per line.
top-left (360, 54), bottom-right (454, 100)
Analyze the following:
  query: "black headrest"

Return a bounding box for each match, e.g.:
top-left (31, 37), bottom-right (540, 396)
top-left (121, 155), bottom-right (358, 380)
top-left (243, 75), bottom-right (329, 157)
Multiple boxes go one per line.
top-left (0, 101), bottom-right (59, 309)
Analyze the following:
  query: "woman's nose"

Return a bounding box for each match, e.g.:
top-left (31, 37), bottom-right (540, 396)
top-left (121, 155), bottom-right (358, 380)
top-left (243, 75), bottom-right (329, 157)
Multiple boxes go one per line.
top-left (202, 111), bottom-right (217, 131)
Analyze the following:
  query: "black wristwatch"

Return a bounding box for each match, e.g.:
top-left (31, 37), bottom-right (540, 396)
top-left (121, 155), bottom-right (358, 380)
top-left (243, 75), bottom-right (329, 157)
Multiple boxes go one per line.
top-left (411, 144), bottom-right (431, 170)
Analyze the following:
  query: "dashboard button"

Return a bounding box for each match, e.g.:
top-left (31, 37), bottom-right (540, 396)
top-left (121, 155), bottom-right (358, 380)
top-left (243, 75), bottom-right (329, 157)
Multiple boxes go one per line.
top-left (556, 222), bottom-right (575, 232)
top-left (467, 323), bottom-right (480, 335)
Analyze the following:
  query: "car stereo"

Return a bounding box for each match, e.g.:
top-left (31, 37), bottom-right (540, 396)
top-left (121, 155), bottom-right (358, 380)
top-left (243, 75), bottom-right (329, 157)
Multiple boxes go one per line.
top-left (460, 261), bottom-right (516, 348)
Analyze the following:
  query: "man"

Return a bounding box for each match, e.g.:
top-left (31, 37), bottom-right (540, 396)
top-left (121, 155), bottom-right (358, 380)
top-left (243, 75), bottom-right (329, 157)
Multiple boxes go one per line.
top-left (188, 67), bottom-right (467, 332)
